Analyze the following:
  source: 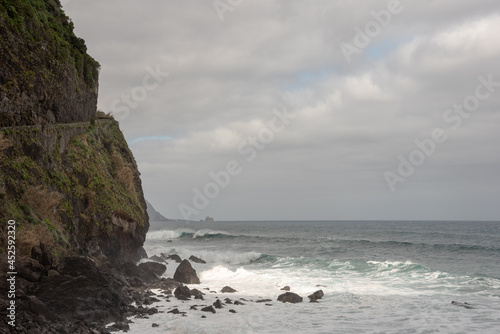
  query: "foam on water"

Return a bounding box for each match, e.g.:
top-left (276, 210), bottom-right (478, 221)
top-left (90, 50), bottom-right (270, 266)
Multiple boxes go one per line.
top-left (130, 221), bottom-right (500, 333)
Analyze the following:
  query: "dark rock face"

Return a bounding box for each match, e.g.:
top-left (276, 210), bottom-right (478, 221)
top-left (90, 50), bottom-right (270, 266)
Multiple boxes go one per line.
top-left (201, 305), bottom-right (216, 313)
top-left (138, 262), bottom-right (167, 277)
top-left (189, 255), bottom-right (207, 264)
top-left (173, 260), bottom-right (200, 284)
top-left (0, 1), bottom-right (99, 127)
top-left (164, 254), bottom-right (182, 263)
top-left (174, 285), bottom-right (192, 300)
top-left (277, 292), bottom-right (303, 303)
top-left (221, 286), bottom-right (237, 293)
top-left (308, 290), bottom-right (324, 302)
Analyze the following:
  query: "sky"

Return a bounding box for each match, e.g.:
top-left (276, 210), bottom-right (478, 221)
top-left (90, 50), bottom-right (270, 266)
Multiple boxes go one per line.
top-left (63, 0), bottom-right (500, 221)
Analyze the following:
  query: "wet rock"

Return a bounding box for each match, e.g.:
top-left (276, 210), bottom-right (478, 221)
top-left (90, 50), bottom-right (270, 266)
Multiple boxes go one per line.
top-left (163, 254), bottom-right (182, 263)
top-left (17, 257), bottom-right (44, 282)
top-left (110, 322), bottom-right (130, 331)
top-left (57, 256), bottom-right (100, 280)
top-left (213, 299), bottom-right (224, 309)
top-left (189, 255), bottom-right (207, 264)
top-left (168, 308), bottom-right (180, 314)
top-left (234, 300), bottom-right (245, 305)
top-left (451, 301), bottom-right (474, 309)
top-left (173, 260), bottom-right (200, 284)
top-left (138, 261), bottom-right (167, 277)
top-left (174, 285), bottom-right (192, 300)
top-left (152, 323), bottom-right (160, 327)
top-left (308, 290), bottom-right (324, 302)
top-left (221, 286), bottom-right (237, 293)
top-left (277, 292), bottom-right (303, 303)
top-left (280, 286), bottom-right (291, 291)
top-left (191, 288), bottom-right (205, 300)
top-left (256, 299), bottom-right (272, 303)
top-left (201, 306), bottom-right (216, 314)
top-left (229, 309), bottom-right (237, 313)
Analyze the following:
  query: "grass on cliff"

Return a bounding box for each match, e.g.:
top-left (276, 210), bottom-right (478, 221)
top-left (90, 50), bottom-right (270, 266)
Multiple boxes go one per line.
top-left (0, 0), bottom-right (99, 89)
top-left (0, 120), bottom-right (146, 257)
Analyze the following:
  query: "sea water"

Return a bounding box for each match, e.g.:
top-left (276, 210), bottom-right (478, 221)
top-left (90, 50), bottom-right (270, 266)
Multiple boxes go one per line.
top-left (128, 220), bottom-right (500, 333)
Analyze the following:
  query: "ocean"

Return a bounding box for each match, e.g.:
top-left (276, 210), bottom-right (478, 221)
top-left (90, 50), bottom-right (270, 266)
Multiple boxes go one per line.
top-left (129, 220), bottom-right (500, 333)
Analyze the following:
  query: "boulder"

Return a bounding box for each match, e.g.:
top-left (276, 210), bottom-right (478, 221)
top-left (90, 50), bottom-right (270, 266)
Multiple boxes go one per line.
top-left (201, 305), bottom-right (216, 313)
top-left (17, 257), bottom-right (44, 282)
top-left (163, 253), bottom-right (182, 263)
top-left (189, 255), bottom-right (207, 264)
top-left (174, 285), bottom-right (191, 300)
top-left (57, 256), bottom-right (99, 280)
top-left (149, 255), bottom-right (165, 263)
top-left (308, 290), bottom-right (324, 302)
top-left (280, 286), bottom-right (291, 291)
top-left (221, 286), bottom-right (237, 293)
top-left (277, 292), bottom-right (303, 303)
top-left (173, 259), bottom-right (200, 284)
top-left (190, 288), bottom-right (205, 300)
top-left (138, 261), bottom-right (166, 277)
top-left (213, 299), bottom-right (224, 309)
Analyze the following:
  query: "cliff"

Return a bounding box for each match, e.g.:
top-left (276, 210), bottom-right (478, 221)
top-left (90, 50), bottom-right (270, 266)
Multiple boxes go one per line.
top-left (0, 0), bottom-right (148, 265)
top-left (0, 1), bottom-right (154, 332)
top-left (0, 120), bottom-right (149, 264)
top-left (0, 0), bottom-right (99, 126)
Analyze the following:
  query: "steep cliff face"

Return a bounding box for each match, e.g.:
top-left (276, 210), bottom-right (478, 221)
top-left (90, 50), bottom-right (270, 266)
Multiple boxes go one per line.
top-left (0, 0), bottom-right (99, 126)
top-left (0, 1), bottom-right (148, 265)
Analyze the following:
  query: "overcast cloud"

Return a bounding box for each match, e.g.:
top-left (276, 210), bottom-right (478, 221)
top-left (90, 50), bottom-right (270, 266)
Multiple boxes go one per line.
top-left (64, 0), bottom-right (500, 221)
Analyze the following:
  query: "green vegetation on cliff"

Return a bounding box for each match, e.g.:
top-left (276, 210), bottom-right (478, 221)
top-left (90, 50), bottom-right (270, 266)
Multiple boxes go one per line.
top-left (0, 0), bottom-right (99, 88)
top-left (0, 0), bottom-right (101, 126)
top-left (0, 120), bottom-right (149, 263)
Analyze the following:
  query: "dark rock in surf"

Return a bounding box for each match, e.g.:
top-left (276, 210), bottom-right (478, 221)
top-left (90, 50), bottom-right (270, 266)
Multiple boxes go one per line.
top-left (173, 259), bottom-right (200, 284)
top-left (164, 254), bottom-right (182, 263)
top-left (201, 305), bottom-right (216, 313)
top-left (213, 299), bottom-right (224, 309)
top-left (221, 285), bottom-right (237, 293)
top-left (451, 301), bottom-right (474, 309)
top-left (191, 288), bottom-right (205, 300)
top-left (174, 285), bottom-right (192, 300)
top-left (277, 292), bottom-right (303, 303)
top-left (138, 261), bottom-right (167, 277)
top-left (189, 255), bottom-right (207, 264)
top-left (308, 290), bottom-right (324, 302)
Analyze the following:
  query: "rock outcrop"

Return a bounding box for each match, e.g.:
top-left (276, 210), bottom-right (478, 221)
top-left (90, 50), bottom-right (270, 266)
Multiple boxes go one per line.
top-left (0, 1), bottom-right (99, 126)
top-left (0, 2), bottom-right (151, 333)
top-left (173, 259), bottom-right (201, 284)
top-left (277, 292), bottom-right (303, 303)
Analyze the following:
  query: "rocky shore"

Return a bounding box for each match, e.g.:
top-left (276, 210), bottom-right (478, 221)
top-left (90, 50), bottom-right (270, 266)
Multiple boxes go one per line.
top-left (0, 248), bottom-right (325, 333)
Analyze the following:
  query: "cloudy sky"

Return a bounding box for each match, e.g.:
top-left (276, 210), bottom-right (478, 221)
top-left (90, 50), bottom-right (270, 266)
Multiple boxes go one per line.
top-left (64, 0), bottom-right (500, 221)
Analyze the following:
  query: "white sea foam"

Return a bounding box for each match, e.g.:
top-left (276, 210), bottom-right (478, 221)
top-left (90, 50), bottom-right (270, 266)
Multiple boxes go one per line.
top-left (145, 228), bottom-right (194, 240)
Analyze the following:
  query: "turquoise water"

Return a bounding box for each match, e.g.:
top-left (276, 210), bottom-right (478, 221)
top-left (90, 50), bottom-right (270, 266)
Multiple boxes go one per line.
top-left (136, 220), bottom-right (500, 333)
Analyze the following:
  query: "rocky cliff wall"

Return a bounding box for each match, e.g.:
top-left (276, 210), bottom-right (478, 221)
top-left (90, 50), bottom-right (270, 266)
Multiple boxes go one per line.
top-left (0, 0), bottom-right (99, 126)
top-left (0, 119), bottom-right (149, 264)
